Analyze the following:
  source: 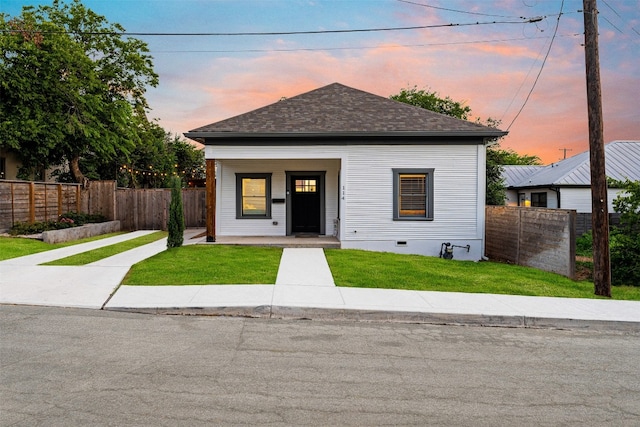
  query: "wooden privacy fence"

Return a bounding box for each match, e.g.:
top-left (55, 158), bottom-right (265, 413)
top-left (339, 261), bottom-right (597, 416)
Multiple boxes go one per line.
top-left (0, 180), bottom-right (206, 232)
top-left (115, 187), bottom-right (206, 231)
top-left (0, 180), bottom-right (81, 231)
top-left (485, 206), bottom-right (576, 278)
top-left (575, 212), bottom-right (621, 236)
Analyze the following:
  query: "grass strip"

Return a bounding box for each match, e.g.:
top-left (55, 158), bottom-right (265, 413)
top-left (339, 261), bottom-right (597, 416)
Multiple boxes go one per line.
top-left (123, 245), bottom-right (282, 285)
top-left (43, 231), bottom-right (167, 266)
top-left (0, 232), bottom-right (126, 261)
top-left (324, 249), bottom-right (640, 301)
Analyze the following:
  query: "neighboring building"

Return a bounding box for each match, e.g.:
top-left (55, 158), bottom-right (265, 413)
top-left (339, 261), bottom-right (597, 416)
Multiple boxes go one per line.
top-left (185, 83), bottom-right (506, 260)
top-left (504, 140), bottom-right (640, 212)
top-left (0, 147), bottom-right (53, 182)
top-left (0, 148), bottom-right (21, 181)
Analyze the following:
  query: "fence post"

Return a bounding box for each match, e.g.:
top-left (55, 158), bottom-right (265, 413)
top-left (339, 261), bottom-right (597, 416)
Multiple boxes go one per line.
top-left (11, 182), bottom-right (16, 226)
top-left (43, 184), bottom-right (47, 221)
top-left (29, 182), bottom-right (35, 223)
top-left (57, 184), bottom-right (63, 217)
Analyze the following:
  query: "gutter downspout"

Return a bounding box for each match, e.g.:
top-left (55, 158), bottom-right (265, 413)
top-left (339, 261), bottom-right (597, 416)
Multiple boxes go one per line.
top-left (550, 186), bottom-right (560, 209)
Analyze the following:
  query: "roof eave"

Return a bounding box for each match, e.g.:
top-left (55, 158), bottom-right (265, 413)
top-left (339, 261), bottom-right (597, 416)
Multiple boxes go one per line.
top-left (184, 130), bottom-right (508, 142)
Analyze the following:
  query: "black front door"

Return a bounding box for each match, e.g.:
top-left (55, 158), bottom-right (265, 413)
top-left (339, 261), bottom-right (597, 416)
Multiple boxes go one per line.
top-left (290, 175), bottom-right (321, 234)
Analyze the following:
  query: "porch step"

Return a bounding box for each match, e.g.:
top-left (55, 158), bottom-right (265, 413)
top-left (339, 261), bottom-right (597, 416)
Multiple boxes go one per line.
top-left (210, 236), bottom-right (340, 249)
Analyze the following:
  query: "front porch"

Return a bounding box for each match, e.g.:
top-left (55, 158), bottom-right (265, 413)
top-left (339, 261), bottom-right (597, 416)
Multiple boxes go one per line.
top-left (198, 235), bottom-right (341, 249)
top-left (204, 157), bottom-right (342, 243)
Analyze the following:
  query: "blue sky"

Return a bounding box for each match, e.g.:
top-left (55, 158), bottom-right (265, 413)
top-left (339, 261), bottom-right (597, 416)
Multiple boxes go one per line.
top-left (2, 0), bottom-right (639, 163)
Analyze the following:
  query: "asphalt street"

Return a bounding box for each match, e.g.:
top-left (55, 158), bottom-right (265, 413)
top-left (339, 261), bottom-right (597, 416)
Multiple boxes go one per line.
top-left (1, 305), bottom-right (639, 426)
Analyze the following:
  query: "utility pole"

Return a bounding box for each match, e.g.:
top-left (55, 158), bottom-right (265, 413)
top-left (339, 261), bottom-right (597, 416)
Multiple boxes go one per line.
top-left (583, 0), bottom-right (611, 297)
top-left (559, 148), bottom-right (572, 159)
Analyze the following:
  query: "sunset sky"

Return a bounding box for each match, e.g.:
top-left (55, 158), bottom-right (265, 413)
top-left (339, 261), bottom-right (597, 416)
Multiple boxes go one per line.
top-left (3, 0), bottom-right (639, 164)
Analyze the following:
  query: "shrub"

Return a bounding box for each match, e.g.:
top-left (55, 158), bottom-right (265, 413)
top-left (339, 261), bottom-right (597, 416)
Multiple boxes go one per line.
top-left (576, 231), bottom-right (593, 257)
top-left (610, 231), bottom-right (640, 286)
top-left (59, 212), bottom-right (106, 225)
top-left (167, 177), bottom-right (185, 248)
top-left (610, 179), bottom-right (640, 286)
top-left (8, 212), bottom-right (106, 235)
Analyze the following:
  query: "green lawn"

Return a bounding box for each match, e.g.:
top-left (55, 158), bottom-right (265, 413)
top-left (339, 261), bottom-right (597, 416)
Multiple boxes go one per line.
top-left (43, 231), bottom-right (167, 265)
top-left (0, 232), bottom-right (126, 261)
top-left (324, 249), bottom-right (640, 301)
top-left (4, 236), bottom-right (638, 300)
top-left (122, 245), bottom-right (283, 285)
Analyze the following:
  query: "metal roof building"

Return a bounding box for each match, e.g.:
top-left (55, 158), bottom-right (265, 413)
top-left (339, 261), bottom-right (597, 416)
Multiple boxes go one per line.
top-left (503, 141), bottom-right (640, 212)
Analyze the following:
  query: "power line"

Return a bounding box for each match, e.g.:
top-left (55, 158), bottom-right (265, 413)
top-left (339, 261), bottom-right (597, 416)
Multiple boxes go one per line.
top-left (601, 0), bottom-right (640, 39)
top-left (1, 17), bottom-right (547, 38)
top-left (396, 0), bottom-right (523, 19)
top-left (506, 0), bottom-right (565, 131)
top-left (601, 0), bottom-right (623, 19)
top-left (150, 34), bottom-right (582, 54)
top-left (601, 15), bottom-right (624, 34)
top-left (499, 33), bottom-right (552, 122)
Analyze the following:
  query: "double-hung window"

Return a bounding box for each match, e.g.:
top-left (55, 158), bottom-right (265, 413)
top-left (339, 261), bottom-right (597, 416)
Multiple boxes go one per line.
top-left (236, 173), bottom-right (272, 218)
top-left (393, 168), bottom-right (434, 220)
top-left (531, 192), bottom-right (547, 207)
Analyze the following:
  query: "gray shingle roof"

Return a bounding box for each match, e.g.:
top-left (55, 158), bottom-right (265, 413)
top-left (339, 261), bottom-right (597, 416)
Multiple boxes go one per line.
top-left (504, 141), bottom-right (640, 187)
top-left (186, 83), bottom-right (506, 138)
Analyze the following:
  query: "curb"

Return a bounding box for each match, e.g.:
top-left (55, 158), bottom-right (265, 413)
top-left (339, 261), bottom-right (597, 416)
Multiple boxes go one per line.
top-left (103, 305), bottom-right (640, 333)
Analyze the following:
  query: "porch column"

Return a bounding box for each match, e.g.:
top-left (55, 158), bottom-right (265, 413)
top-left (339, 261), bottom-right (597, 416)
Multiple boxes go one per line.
top-left (206, 158), bottom-right (216, 242)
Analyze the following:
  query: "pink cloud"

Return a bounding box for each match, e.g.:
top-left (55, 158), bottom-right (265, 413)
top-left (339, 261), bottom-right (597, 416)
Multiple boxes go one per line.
top-left (148, 20), bottom-right (638, 166)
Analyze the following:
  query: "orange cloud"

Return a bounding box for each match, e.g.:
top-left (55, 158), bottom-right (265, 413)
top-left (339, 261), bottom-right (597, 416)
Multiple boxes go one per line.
top-left (148, 22), bottom-right (638, 167)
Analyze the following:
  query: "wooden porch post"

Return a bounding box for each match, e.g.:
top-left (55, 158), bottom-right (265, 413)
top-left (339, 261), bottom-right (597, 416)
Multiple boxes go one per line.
top-left (206, 158), bottom-right (216, 242)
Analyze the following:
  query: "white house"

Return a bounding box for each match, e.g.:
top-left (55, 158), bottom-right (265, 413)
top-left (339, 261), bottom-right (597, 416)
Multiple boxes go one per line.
top-left (504, 140), bottom-right (640, 212)
top-left (185, 83), bottom-right (506, 260)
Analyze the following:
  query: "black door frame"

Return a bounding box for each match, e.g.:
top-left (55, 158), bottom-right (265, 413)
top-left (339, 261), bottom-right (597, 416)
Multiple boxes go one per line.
top-left (286, 171), bottom-right (326, 236)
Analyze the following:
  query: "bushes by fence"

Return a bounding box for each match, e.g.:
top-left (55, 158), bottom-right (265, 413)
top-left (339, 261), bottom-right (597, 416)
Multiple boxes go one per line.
top-left (0, 181), bottom-right (81, 231)
top-left (0, 180), bottom-right (205, 232)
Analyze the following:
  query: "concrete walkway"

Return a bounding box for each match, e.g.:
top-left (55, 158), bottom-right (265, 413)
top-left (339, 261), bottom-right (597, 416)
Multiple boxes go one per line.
top-left (276, 248), bottom-right (335, 286)
top-left (1, 229), bottom-right (639, 331)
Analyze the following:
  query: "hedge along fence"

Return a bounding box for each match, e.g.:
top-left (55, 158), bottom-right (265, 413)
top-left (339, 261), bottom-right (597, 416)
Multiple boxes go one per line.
top-left (0, 180), bottom-right (205, 232)
top-left (485, 206), bottom-right (576, 279)
top-left (0, 180), bottom-right (82, 231)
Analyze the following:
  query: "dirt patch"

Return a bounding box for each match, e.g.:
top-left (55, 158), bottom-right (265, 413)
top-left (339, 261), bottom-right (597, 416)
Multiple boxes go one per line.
top-left (575, 256), bottom-right (593, 281)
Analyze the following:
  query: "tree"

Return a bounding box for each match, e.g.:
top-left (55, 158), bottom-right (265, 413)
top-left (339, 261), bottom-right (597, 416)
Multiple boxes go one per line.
top-left (391, 86), bottom-right (539, 205)
top-left (491, 148), bottom-right (541, 166)
top-left (486, 146), bottom-right (541, 205)
top-left (485, 148), bottom-right (508, 206)
top-left (0, 0), bottom-right (158, 183)
top-left (54, 126), bottom-right (205, 188)
top-left (390, 86), bottom-right (471, 120)
top-left (167, 176), bottom-right (185, 249)
top-left (609, 179), bottom-right (640, 286)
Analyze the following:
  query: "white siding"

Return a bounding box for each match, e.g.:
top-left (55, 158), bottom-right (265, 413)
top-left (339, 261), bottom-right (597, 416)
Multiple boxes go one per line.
top-left (206, 145), bottom-right (344, 160)
top-left (511, 190), bottom-right (558, 209)
top-left (342, 144), bottom-right (479, 238)
top-left (505, 189), bottom-right (519, 206)
top-left (207, 143), bottom-right (485, 260)
top-left (560, 187), bottom-right (625, 213)
top-left (217, 158), bottom-right (340, 236)
top-left (340, 144), bottom-right (484, 259)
